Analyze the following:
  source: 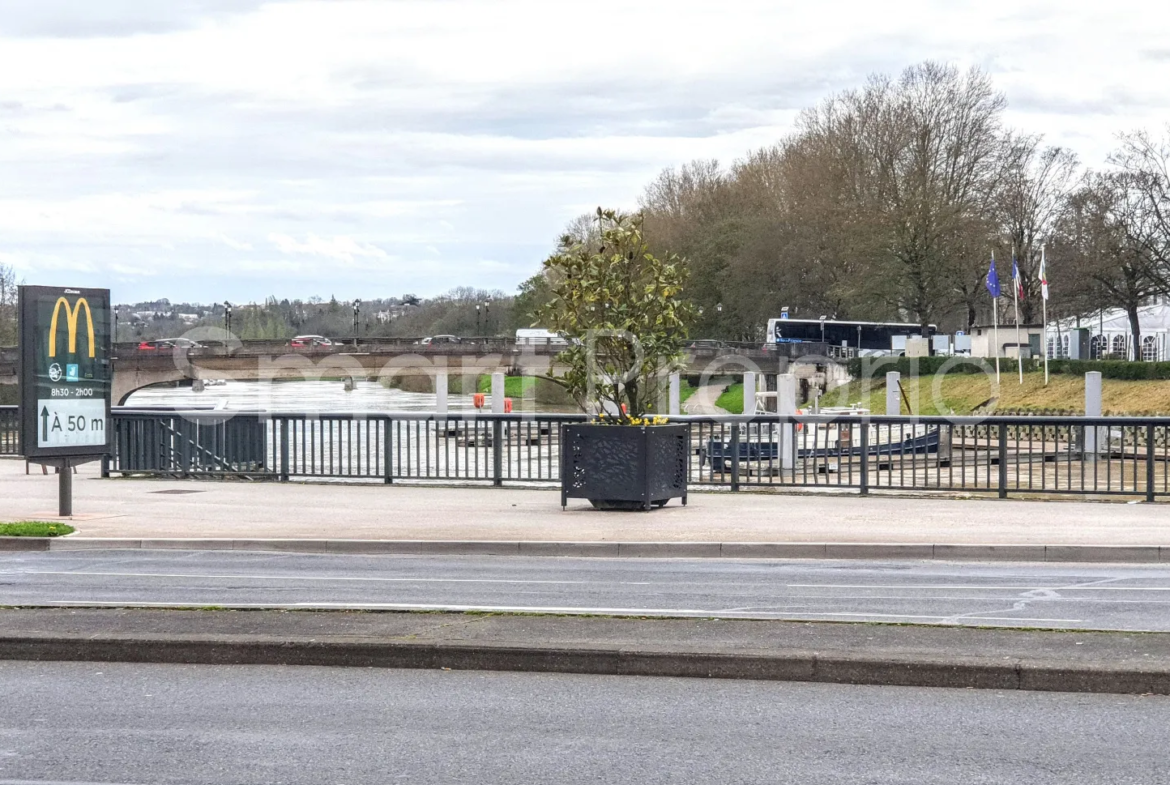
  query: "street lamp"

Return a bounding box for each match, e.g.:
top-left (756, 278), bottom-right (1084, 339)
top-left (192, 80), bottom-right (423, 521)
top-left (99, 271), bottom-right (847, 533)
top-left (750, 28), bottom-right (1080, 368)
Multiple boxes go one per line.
top-left (484, 300), bottom-right (491, 335)
top-left (113, 308), bottom-right (119, 344)
top-left (715, 302), bottom-right (723, 339)
top-left (224, 301), bottom-right (232, 335)
top-left (476, 303), bottom-right (481, 335)
top-left (819, 315), bottom-right (826, 345)
top-left (353, 299), bottom-right (361, 345)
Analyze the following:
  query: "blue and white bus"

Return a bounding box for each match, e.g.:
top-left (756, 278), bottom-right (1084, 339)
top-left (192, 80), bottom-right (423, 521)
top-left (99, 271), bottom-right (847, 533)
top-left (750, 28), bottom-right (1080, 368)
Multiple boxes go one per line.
top-left (765, 318), bottom-right (934, 354)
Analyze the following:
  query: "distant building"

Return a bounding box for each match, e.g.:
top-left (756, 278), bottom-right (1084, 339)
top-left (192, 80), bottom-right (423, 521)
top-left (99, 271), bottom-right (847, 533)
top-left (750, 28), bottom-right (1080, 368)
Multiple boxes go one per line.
top-left (968, 323), bottom-right (1047, 360)
top-left (1050, 300), bottom-right (1170, 362)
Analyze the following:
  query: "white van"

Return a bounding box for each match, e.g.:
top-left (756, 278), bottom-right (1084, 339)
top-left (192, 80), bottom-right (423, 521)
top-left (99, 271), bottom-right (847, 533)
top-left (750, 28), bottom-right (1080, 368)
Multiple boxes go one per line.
top-left (515, 328), bottom-right (569, 347)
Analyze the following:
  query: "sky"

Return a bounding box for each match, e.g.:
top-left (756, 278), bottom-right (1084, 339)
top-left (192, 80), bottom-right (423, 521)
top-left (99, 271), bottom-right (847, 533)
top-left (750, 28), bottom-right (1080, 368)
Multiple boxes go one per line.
top-left (1, 0), bottom-right (1168, 305)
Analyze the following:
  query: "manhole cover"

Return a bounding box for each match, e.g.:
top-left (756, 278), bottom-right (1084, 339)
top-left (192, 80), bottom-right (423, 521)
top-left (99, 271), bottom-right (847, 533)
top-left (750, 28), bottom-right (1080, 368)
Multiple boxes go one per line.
top-left (149, 489), bottom-right (206, 495)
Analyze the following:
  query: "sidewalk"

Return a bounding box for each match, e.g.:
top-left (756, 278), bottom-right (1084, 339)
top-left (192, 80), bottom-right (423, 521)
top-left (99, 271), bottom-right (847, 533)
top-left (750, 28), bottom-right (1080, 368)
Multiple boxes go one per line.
top-left (3, 459), bottom-right (1169, 552)
top-left (3, 607), bottom-right (1168, 695)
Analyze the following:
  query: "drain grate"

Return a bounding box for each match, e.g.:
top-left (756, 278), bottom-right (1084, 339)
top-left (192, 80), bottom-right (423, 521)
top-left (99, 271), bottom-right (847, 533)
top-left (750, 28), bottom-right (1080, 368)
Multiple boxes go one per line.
top-left (149, 489), bottom-right (206, 495)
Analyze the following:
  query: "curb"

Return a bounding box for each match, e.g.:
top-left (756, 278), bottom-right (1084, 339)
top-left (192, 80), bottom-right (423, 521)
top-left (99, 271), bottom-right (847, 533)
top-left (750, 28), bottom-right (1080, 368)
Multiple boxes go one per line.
top-left (28, 537), bottom-right (1170, 562)
top-left (3, 634), bottom-right (1168, 695)
top-left (0, 538), bottom-right (50, 552)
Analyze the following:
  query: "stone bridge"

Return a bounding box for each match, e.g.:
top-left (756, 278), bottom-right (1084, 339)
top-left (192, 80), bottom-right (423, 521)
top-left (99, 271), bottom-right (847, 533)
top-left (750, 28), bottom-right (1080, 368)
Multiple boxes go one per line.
top-left (0, 339), bottom-right (837, 405)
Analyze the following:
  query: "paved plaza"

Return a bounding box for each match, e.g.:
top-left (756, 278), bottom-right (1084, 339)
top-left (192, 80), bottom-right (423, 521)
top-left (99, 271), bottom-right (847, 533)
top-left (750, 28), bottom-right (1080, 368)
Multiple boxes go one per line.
top-left (3, 458), bottom-right (1168, 546)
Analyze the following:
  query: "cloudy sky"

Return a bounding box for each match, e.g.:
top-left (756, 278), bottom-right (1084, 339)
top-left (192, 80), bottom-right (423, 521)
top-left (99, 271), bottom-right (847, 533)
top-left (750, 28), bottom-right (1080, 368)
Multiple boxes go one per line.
top-left (1, 0), bottom-right (1167, 305)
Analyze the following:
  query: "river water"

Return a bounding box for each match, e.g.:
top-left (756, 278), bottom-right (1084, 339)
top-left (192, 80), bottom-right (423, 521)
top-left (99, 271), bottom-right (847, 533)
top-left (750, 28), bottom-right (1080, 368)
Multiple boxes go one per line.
top-left (124, 380), bottom-right (477, 413)
top-left (120, 380), bottom-right (569, 483)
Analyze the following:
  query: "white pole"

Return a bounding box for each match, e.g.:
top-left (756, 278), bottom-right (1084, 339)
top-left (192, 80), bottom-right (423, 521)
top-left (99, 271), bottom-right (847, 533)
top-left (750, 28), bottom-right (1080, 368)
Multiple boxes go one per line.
top-left (993, 295), bottom-right (1000, 384)
top-left (1013, 246), bottom-right (1023, 385)
top-left (1042, 244), bottom-right (1050, 386)
top-left (491, 372), bottom-right (505, 414)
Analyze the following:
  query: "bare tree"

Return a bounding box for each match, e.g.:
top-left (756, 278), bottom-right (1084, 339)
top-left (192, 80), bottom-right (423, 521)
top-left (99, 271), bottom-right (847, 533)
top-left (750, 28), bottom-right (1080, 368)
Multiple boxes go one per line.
top-left (1109, 127), bottom-right (1170, 292)
top-left (994, 134), bottom-right (1080, 322)
top-left (0, 263), bottom-right (18, 346)
top-left (797, 63), bottom-right (1008, 334)
top-left (1051, 174), bottom-right (1161, 353)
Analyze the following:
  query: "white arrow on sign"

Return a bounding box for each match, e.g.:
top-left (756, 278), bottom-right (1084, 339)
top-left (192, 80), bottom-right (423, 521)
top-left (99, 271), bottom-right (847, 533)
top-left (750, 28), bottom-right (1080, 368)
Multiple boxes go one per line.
top-left (37, 399), bottom-right (107, 449)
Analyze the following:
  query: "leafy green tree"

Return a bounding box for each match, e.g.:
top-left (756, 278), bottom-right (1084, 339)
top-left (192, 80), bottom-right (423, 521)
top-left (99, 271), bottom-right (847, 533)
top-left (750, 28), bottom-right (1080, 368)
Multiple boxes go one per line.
top-left (537, 209), bottom-right (693, 421)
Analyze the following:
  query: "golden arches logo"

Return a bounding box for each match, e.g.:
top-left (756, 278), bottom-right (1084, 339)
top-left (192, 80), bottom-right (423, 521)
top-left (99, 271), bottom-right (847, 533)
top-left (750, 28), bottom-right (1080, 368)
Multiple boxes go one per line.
top-left (48, 297), bottom-right (96, 359)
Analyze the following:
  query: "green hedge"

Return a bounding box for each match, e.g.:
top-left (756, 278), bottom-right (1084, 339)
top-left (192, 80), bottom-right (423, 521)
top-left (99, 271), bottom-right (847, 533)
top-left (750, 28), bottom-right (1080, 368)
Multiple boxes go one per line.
top-left (1045, 359), bottom-right (1170, 380)
top-left (846, 356), bottom-right (1170, 381)
top-left (846, 356), bottom-right (1011, 378)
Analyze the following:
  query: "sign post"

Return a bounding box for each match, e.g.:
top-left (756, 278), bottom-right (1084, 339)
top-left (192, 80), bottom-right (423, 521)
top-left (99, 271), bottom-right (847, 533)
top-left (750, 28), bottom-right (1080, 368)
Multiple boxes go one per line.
top-left (18, 286), bottom-right (113, 517)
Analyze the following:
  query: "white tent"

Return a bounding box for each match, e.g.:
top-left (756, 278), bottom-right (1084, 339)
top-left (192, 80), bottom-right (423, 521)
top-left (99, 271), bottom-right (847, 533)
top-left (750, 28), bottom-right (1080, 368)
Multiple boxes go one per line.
top-left (1050, 298), bottom-right (1170, 361)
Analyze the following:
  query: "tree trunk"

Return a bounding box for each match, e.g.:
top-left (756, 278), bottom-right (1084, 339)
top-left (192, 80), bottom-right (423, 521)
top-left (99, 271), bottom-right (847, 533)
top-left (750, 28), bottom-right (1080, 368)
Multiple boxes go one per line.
top-left (1126, 302), bottom-right (1142, 361)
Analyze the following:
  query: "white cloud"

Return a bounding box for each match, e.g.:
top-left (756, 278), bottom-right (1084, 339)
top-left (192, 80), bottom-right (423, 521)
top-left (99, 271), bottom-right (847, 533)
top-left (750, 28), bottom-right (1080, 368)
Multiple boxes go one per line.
top-left (269, 233), bottom-right (390, 263)
top-left (219, 234), bottom-right (253, 251)
top-left (0, 0), bottom-right (1168, 303)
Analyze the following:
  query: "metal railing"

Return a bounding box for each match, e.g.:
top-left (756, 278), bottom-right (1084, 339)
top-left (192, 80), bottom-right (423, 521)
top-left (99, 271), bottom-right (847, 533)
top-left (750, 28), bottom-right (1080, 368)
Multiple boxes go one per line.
top-left (0, 406), bottom-right (17, 456)
top-left (98, 409), bottom-right (1170, 500)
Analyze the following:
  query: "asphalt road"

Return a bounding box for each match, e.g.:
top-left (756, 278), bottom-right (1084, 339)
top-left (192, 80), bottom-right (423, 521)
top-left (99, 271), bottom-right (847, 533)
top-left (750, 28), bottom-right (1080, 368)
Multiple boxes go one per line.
top-left (3, 551), bottom-right (1170, 630)
top-left (0, 661), bottom-right (1167, 784)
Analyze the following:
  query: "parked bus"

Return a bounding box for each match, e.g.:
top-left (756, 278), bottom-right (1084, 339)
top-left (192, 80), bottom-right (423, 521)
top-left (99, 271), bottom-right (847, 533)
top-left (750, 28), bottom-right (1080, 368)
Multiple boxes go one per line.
top-left (765, 318), bottom-right (934, 354)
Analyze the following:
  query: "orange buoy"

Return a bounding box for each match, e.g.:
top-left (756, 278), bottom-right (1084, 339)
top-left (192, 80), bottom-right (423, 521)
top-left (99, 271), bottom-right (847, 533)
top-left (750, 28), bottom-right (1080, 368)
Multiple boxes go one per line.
top-left (503, 397), bottom-right (513, 413)
top-left (795, 408), bottom-right (804, 431)
top-left (473, 393), bottom-right (485, 409)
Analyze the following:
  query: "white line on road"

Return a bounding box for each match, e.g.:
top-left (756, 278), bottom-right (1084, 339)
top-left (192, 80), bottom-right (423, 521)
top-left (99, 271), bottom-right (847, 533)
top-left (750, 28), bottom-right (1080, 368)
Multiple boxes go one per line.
top-left (35, 600), bottom-right (1085, 625)
top-left (786, 584), bottom-right (1170, 592)
top-left (4, 570), bottom-right (652, 587)
top-left (10, 572), bottom-right (1170, 593)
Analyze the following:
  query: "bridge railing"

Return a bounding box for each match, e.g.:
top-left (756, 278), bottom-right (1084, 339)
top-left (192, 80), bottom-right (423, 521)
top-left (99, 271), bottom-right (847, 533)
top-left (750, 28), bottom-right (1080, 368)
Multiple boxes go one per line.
top-left (0, 406), bottom-right (17, 456)
top-left (98, 409), bottom-right (1170, 500)
top-left (111, 338), bottom-right (563, 359)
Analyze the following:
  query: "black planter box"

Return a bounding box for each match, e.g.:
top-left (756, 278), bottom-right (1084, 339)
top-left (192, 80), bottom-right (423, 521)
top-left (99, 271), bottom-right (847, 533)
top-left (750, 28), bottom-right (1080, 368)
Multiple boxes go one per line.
top-left (561, 423), bottom-right (688, 510)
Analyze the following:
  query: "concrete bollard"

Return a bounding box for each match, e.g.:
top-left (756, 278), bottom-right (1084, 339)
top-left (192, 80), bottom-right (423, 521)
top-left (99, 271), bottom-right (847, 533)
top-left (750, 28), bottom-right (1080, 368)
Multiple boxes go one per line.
top-left (743, 372), bottom-right (757, 416)
top-left (886, 372), bottom-right (901, 416)
top-left (669, 373), bottom-right (680, 416)
top-left (491, 372), bottom-right (505, 414)
top-left (777, 374), bottom-right (797, 472)
top-left (1084, 371), bottom-right (1102, 456)
top-left (435, 371), bottom-right (448, 415)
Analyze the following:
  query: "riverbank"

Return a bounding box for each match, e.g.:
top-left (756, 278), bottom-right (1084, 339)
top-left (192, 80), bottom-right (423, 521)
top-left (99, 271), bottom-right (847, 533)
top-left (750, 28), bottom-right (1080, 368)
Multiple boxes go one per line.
top-left (833, 371), bottom-right (1170, 416)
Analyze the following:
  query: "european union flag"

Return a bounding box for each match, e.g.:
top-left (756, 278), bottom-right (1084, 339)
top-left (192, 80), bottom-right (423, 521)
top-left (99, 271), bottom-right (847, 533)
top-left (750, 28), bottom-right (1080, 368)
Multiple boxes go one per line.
top-left (986, 255), bottom-right (1001, 298)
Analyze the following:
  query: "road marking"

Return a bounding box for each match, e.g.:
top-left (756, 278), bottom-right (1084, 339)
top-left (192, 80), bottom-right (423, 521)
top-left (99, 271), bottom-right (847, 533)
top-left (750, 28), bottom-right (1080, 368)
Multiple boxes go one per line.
top-left (0, 781), bottom-right (145, 785)
top-left (10, 572), bottom-right (1170, 593)
top-left (4, 570), bottom-right (651, 587)
top-left (35, 600), bottom-right (1084, 626)
top-left (786, 584), bottom-right (1170, 592)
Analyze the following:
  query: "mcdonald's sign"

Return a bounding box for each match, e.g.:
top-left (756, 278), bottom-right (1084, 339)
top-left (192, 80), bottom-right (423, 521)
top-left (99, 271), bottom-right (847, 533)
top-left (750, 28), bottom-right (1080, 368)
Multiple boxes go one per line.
top-left (18, 285), bottom-right (112, 460)
top-left (48, 296), bottom-right (96, 358)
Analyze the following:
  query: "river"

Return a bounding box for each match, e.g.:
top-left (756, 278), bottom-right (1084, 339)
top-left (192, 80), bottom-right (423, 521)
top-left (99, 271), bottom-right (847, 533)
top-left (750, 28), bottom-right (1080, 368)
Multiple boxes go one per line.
top-left (125, 380), bottom-right (477, 413)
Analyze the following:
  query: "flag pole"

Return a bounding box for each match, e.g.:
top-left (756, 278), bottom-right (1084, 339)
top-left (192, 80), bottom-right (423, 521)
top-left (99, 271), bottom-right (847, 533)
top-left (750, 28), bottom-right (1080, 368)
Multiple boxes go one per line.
top-left (993, 293), bottom-right (1000, 384)
top-left (1013, 245), bottom-right (1023, 385)
top-left (989, 251), bottom-right (1001, 384)
top-left (1041, 244), bottom-right (1049, 386)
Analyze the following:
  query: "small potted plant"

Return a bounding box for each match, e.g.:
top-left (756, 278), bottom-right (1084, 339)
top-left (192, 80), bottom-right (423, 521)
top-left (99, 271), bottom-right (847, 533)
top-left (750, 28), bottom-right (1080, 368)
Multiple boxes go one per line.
top-left (537, 209), bottom-right (694, 511)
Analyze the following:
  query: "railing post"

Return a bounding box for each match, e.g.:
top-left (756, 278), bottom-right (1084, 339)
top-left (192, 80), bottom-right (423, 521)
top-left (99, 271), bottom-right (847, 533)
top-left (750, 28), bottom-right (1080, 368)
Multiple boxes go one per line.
top-left (859, 420), bottom-right (869, 495)
top-left (383, 418), bottom-right (393, 484)
top-left (998, 422), bottom-right (1008, 499)
top-left (1147, 422), bottom-right (1156, 502)
top-left (493, 417), bottom-right (503, 487)
top-left (279, 418), bottom-right (290, 482)
top-left (180, 418), bottom-right (191, 479)
top-left (730, 421), bottom-right (741, 492)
